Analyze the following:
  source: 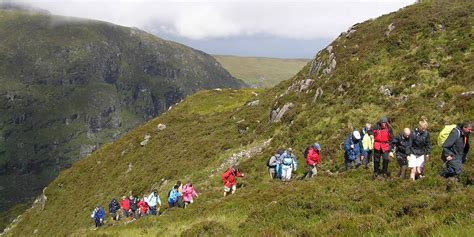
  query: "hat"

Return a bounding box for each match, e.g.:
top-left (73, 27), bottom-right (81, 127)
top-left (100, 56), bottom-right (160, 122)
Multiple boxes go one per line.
top-left (353, 131), bottom-right (361, 140)
top-left (380, 116), bottom-right (388, 123)
top-left (288, 148), bottom-right (293, 152)
top-left (313, 143), bottom-right (321, 151)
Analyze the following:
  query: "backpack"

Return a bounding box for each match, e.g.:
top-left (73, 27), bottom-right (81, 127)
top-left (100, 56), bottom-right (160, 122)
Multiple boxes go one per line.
top-left (282, 155), bottom-right (293, 166)
top-left (438, 124), bottom-right (458, 146)
top-left (267, 155), bottom-right (276, 168)
top-left (303, 147), bottom-right (310, 159)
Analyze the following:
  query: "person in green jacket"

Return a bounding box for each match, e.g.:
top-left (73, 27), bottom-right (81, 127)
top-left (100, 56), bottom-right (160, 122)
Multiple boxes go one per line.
top-left (361, 123), bottom-right (374, 169)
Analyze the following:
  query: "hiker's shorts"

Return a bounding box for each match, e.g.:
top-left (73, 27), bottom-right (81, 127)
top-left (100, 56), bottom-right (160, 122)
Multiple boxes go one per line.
top-left (408, 154), bottom-right (424, 168)
top-left (224, 185), bottom-right (236, 192)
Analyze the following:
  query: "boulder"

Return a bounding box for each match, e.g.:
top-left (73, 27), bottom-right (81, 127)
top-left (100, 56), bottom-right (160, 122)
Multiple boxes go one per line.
top-left (286, 79), bottom-right (314, 94)
top-left (270, 103), bottom-right (294, 123)
top-left (157, 123), bottom-right (167, 130)
top-left (140, 134), bottom-right (151, 146)
top-left (246, 100), bottom-right (260, 107)
top-left (385, 23), bottom-right (395, 36)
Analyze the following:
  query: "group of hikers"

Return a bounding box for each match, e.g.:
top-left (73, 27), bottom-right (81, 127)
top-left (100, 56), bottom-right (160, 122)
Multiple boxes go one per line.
top-left (265, 117), bottom-right (471, 182)
top-left (90, 117), bottom-right (471, 228)
top-left (266, 144), bottom-right (322, 181)
top-left (90, 181), bottom-right (198, 228)
top-left (341, 117), bottom-right (471, 181)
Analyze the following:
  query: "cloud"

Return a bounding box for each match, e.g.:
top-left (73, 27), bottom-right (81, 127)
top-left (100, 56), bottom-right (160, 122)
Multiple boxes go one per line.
top-left (10, 0), bottom-right (415, 40)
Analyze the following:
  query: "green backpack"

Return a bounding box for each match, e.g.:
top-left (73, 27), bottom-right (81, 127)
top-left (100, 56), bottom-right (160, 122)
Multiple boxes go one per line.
top-left (438, 124), bottom-right (457, 146)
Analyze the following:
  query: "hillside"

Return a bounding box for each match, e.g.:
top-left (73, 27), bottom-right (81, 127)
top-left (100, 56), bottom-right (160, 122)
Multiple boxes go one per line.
top-left (0, 7), bottom-right (245, 220)
top-left (214, 55), bottom-right (308, 88)
top-left (4, 0), bottom-right (474, 236)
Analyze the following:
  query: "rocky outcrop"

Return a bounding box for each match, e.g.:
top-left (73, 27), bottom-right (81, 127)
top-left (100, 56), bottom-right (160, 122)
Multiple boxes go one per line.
top-left (307, 45), bottom-right (337, 78)
top-left (286, 79), bottom-right (314, 94)
top-left (385, 23), bottom-right (395, 36)
top-left (270, 103), bottom-right (295, 123)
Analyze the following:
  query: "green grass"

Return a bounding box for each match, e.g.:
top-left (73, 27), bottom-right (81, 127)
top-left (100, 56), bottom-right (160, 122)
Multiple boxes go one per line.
top-left (214, 55), bottom-right (308, 88)
top-left (5, 0), bottom-right (474, 236)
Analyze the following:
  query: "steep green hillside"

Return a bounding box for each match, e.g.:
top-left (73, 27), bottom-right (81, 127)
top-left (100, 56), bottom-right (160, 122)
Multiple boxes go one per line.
top-left (0, 8), bottom-right (245, 216)
top-left (5, 0), bottom-right (474, 236)
top-left (214, 55), bottom-right (308, 88)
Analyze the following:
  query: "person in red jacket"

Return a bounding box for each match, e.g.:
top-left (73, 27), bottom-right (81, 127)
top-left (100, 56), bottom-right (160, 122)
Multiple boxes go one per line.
top-left (137, 196), bottom-right (149, 218)
top-left (303, 143), bottom-right (321, 179)
top-left (222, 166), bottom-right (244, 197)
top-left (120, 196), bottom-right (131, 218)
top-left (373, 116), bottom-right (393, 179)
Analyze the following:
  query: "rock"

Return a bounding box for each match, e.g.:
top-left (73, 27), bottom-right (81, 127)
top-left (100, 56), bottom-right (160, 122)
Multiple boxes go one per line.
top-left (346, 29), bottom-right (357, 38)
top-left (157, 123), bottom-right (166, 130)
top-left (286, 79), bottom-right (314, 94)
top-left (461, 91), bottom-right (474, 97)
top-left (385, 23), bottom-right (395, 36)
top-left (252, 91), bottom-right (259, 97)
top-left (379, 85), bottom-right (392, 96)
top-left (215, 138), bottom-right (272, 173)
top-left (79, 145), bottom-right (97, 158)
top-left (127, 163), bottom-right (132, 173)
top-left (326, 45), bottom-right (333, 54)
top-left (140, 135), bottom-right (151, 146)
top-left (312, 87), bottom-right (324, 103)
top-left (246, 100), bottom-right (260, 107)
top-left (270, 103), bottom-right (294, 123)
top-left (33, 187), bottom-right (47, 211)
top-left (214, 88), bottom-right (222, 91)
top-left (308, 59), bottom-right (324, 77)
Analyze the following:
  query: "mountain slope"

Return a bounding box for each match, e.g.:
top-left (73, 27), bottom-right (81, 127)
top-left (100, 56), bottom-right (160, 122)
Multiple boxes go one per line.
top-left (5, 0), bottom-right (474, 236)
top-left (0, 8), bottom-right (245, 215)
top-left (213, 55), bottom-right (308, 88)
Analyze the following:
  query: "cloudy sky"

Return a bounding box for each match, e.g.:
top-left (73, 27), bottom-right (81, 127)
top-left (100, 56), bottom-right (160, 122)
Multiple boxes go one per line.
top-left (11, 0), bottom-right (415, 58)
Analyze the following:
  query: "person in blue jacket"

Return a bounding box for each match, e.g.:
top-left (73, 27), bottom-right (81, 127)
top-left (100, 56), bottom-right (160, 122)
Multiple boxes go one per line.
top-left (91, 206), bottom-right (105, 228)
top-left (344, 130), bottom-right (362, 170)
top-left (168, 185), bottom-right (181, 208)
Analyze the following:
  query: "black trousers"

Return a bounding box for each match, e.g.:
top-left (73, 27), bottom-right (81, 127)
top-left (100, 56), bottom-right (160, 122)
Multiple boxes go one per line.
top-left (374, 150), bottom-right (389, 175)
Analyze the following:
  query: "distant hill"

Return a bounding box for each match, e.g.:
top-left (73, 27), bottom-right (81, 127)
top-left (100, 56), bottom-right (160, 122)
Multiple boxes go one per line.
top-left (214, 55), bottom-right (308, 88)
top-left (4, 0), bottom-right (474, 236)
top-left (0, 8), bottom-right (245, 220)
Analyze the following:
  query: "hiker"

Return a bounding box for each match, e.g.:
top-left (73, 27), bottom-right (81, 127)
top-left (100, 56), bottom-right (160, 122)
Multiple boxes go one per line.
top-left (373, 116), bottom-right (393, 179)
top-left (222, 166), bottom-right (244, 197)
top-left (129, 195), bottom-right (139, 219)
top-left (344, 131), bottom-right (362, 170)
top-left (168, 185), bottom-right (181, 208)
top-left (280, 148), bottom-right (298, 182)
top-left (390, 128), bottom-right (412, 179)
top-left (275, 150), bottom-right (285, 180)
top-left (267, 149), bottom-right (283, 179)
top-left (91, 206), bottom-right (105, 228)
top-left (137, 196), bottom-right (149, 217)
top-left (361, 123), bottom-right (374, 168)
top-left (120, 196), bottom-right (131, 218)
top-left (303, 143), bottom-right (321, 179)
top-left (440, 121), bottom-right (472, 180)
top-left (182, 181), bottom-right (199, 208)
top-left (145, 190), bottom-right (161, 215)
top-left (108, 198), bottom-right (121, 221)
top-left (176, 181), bottom-right (183, 194)
top-left (409, 119), bottom-right (431, 180)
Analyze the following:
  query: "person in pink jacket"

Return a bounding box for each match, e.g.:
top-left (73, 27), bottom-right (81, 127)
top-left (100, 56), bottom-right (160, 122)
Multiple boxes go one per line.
top-left (182, 181), bottom-right (199, 208)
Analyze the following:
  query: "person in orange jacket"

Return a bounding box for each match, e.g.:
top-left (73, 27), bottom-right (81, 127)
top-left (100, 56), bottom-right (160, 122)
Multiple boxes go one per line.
top-left (222, 166), bottom-right (244, 197)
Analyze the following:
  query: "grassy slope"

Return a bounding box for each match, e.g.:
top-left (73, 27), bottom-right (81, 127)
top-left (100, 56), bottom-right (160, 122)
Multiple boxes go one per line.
top-left (6, 0), bottom-right (474, 236)
top-left (0, 9), bottom-right (245, 216)
top-left (214, 55), bottom-right (308, 88)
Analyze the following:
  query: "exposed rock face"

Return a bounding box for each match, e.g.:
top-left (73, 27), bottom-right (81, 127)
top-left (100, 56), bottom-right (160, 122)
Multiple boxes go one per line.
top-left (307, 45), bottom-right (337, 78)
top-left (385, 23), bottom-right (396, 36)
top-left (270, 103), bottom-right (295, 123)
top-left (0, 9), bottom-right (246, 212)
top-left (286, 79), bottom-right (314, 94)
